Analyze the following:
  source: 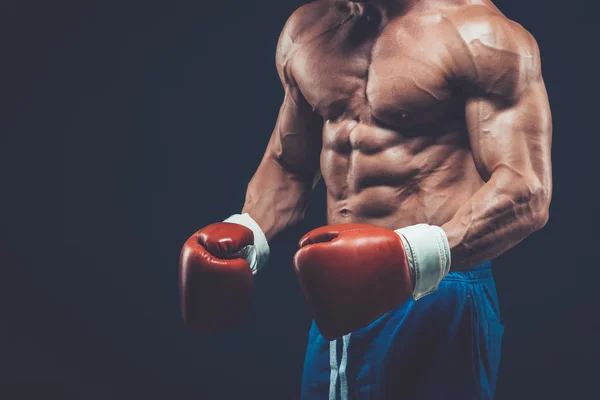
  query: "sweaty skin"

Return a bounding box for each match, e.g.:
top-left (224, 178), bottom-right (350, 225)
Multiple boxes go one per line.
top-left (242, 0), bottom-right (552, 270)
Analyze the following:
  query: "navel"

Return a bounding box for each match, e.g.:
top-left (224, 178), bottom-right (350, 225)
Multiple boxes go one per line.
top-left (340, 208), bottom-right (352, 217)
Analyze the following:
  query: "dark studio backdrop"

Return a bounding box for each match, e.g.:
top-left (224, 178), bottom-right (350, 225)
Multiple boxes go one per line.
top-left (1, 0), bottom-right (597, 399)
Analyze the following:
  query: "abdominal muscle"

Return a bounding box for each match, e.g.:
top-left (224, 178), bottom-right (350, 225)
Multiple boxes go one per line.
top-left (321, 119), bottom-right (485, 230)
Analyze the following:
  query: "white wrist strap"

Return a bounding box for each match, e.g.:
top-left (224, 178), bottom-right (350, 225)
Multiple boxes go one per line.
top-left (223, 213), bottom-right (270, 275)
top-left (395, 224), bottom-right (451, 301)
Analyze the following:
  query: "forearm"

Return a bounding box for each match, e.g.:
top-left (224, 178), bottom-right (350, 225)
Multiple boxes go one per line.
top-left (441, 169), bottom-right (550, 270)
top-left (242, 156), bottom-right (318, 241)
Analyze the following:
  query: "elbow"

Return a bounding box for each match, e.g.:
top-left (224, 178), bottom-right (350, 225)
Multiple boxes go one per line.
top-left (493, 166), bottom-right (552, 234)
top-left (269, 152), bottom-right (319, 185)
top-left (531, 204), bottom-right (550, 232)
top-left (525, 179), bottom-right (551, 232)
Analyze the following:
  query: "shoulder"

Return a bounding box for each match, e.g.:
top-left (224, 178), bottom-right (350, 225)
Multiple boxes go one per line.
top-left (444, 5), bottom-right (541, 98)
top-left (276, 1), bottom-right (325, 66)
top-left (276, 1), bottom-right (353, 76)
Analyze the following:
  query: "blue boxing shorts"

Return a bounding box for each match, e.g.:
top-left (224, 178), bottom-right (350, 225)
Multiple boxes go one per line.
top-left (300, 261), bottom-right (504, 400)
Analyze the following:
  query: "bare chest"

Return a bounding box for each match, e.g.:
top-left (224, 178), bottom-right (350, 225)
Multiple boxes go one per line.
top-left (288, 11), bottom-right (459, 129)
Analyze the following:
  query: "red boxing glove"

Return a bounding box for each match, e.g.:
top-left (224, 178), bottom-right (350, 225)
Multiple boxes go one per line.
top-left (179, 222), bottom-right (255, 333)
top-left (293, 224), bottom-right (413, 341)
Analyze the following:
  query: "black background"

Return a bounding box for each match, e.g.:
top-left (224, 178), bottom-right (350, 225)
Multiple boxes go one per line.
top-left (1, 0), bottom-right (597, 399)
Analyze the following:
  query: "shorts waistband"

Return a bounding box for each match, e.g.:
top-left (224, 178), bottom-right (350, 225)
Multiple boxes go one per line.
top-left (443, 260), bottom-right (493, 282)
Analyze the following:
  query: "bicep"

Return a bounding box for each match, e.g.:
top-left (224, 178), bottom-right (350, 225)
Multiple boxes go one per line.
top-left (263, 85), bottom-right (323, 179)
top-left (452, 14), bottom-right (552, 186)
top-left (260, 8), bottom-right (324, 179)
top-left (465, 76), bottom-right (552, 186)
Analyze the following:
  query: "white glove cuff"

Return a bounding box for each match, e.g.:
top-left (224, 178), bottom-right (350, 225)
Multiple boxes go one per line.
top-left (223, 213), bottom-right (270, 275)
top-left (395, 224), bottom-right (451, 301)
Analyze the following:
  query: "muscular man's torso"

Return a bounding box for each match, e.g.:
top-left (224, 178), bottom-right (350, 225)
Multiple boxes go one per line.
top-left (279, 0), bottom-right (515, 229)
